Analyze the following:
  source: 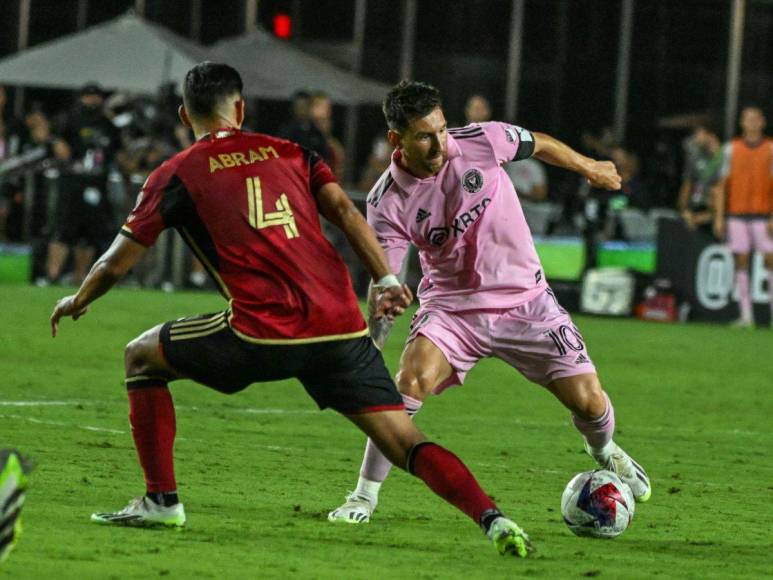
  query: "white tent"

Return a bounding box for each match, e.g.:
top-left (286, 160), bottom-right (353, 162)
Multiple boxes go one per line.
top-left (210, 29), bottom-right (390, 105)
top-left (0, 12), bottom-right (222, 94)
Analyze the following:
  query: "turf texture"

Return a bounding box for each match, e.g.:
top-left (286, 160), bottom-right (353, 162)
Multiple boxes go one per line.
top-left (1, 285), bottom-right (772, 578)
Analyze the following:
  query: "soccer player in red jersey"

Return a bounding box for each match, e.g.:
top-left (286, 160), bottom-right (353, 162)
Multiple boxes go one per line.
top-left (49, 63), bottom-right (532, 557)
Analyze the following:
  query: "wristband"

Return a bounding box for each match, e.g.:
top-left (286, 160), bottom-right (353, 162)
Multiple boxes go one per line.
top-left (375, 274), bottom-right (400, 287)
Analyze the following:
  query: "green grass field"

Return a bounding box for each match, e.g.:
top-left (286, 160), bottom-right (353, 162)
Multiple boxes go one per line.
top-left (1, 285), bottom-right (772, 579)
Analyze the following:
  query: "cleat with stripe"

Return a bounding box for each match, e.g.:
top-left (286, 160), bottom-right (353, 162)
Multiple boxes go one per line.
top-left (487, 517), bottom-right (533, 558)
top-left (327, 492), bottom-right (375, 524)
top-left (1, 450), bottom-right (31, 564)
top-left (91, 496), bottom-right (186, 528)
top-left (585, 441), bottom-right (651, 502)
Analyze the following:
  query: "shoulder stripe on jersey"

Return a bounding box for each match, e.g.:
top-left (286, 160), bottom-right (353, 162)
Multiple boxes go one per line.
top-left (449, 126), bottom-right (482, 135)
top-left (451, 131), bottom-right (484, 140)
top-left (367, 171), bottom-right (394, 208)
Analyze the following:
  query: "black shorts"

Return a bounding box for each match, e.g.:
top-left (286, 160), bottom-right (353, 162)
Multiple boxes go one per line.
top-left (159, 312), bottom-right (403, 415)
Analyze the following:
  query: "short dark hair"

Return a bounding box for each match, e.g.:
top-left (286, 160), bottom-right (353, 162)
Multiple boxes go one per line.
top-left (382, 80), bottom-right (442, 132)
top-left (696, 117), bottom-right (721, 138)
top-left (183, 62), bottom-right (243, 118)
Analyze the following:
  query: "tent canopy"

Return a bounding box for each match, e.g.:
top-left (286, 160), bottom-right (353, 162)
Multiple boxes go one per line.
top-left (0, 12), bottom-right (388, 104)
top-left (0, 12), bottom-right (216, 94)
top-left (210, 29), bottom-right (390, 105)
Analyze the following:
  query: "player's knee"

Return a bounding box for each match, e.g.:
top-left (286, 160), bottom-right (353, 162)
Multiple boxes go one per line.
top-left (571, 376), bottom-right (606, 420)
top-left (124, 333), bottom-right (158, 377)
top-left (395, 368), bottom-right (434, 400)
top-left (764, 254), bottom-right (773, 269)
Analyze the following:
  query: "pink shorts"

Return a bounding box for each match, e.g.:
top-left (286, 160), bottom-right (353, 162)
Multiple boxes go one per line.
top-left (407, 288), bottom-right (596, 394)
top-left (727, 217), bottom-right (773, 254)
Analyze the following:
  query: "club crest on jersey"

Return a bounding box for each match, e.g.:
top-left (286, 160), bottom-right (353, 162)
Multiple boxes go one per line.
top-left (461, 168), bottom-right (484, 193)
top-left (427, 226), bottom-right (450, 246)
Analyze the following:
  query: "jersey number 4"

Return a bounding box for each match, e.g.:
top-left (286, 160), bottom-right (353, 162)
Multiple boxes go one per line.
top-left (246, 176), bottom-right (299, 239)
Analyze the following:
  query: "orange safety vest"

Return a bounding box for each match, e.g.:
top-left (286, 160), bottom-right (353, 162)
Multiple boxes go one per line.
top-left (727, 138), bottom-right (773, 215)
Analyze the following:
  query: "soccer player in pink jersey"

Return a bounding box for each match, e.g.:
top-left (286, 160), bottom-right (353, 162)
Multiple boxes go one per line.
top-left (329, 80), bottom-right (651, 524)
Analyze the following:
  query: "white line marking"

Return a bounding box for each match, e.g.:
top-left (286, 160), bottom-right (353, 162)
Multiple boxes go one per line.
top-left (0, 413), bottom-right (126, 435)
top-left (0, 401), bottom-right (81, 406)
top-left (237, 408), bottom-right (317, 415)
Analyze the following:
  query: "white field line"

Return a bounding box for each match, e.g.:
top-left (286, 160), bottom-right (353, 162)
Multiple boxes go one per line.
top-left (1, 400), bottom-right (772, 439)
top-left (0, 412), bottom-right (298, 452)
top-left (0, 413), bottom-right (126, 434)
top-left (0, 400), bottom-right (78, 406)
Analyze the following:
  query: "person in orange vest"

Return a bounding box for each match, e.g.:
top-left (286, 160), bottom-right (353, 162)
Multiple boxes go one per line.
top-left (714, 106), bottom-right (773, 327)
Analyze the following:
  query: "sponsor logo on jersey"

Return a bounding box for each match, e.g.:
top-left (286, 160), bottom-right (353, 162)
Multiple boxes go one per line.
top-left (416, 208), bottom-right (432, 223)
top-left (574, 353), bottom-right (590, 365)
top-left (426, 197), bottom-right (492, 246)
top-left (461, 168), bottom-right (484, 193)
top-left (427, 226), bottom-right (449, 246)
top-left (208, 147), bottom-right (279, 173)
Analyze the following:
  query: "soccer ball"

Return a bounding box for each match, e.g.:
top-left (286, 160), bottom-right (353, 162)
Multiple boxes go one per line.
top-left (561, 469), bottom-right (635, 538)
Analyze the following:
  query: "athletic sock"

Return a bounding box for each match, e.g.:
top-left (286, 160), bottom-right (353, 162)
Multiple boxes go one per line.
top-left (358, 394), bottom-right (423, 487)
top-left (572, 391), bottom-right (615, 453)
top-left (146, 491), bottom-right (179, 507)
top-left (127, 382), bottom-right (177, 494)
top-left (407, 442), bottom-right (497, 527)
top-left (736, 270), bottom-right (753, 322)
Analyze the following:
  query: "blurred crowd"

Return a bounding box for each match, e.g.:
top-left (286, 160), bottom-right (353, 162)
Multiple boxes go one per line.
top-left (0, 82), bottom-right (764, 289)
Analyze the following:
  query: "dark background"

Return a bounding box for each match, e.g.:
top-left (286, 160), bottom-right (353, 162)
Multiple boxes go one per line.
top-left (2, 0), bottom-right (772, 199)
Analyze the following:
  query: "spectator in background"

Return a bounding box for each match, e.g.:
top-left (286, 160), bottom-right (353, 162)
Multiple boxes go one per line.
top-left (505, 157), bottom-right (548, 201)
top-left (678, 120), bottom-right (723, 232)
top-left (581, 126), bottom-right (618, 160)
top-left (277, 90), bottom-right (329, 161)
top-left (0, 86), bottom-right (23, 240)
top-left (610, 146), bottom-right (649, 210)
top-left (44, 83), bottom-right (121, 285)
top-left (0, 86), bottom-right (22, 161)
top-left (464, 94), bottom-right (492, 124)
top-left (713, 106), bottom-right (773, 328)
top-left (309, 91), bottom-right (345, 180)
top-left (358, 136), bottom-right (392, 192)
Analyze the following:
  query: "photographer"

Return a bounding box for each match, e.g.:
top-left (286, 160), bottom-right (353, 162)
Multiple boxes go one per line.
top-left (44, 83), bottom-right (120, 285)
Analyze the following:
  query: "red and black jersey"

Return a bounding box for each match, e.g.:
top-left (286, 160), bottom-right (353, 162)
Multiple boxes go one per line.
top-left (121, 128), bottom-right (367, 343)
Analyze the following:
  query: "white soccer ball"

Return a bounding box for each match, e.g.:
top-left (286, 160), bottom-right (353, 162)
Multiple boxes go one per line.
top-left (561, 469), bottom-right (635, 538)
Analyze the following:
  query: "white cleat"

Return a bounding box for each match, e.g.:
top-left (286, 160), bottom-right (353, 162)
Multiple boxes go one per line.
top-left (91, 496), bottom-right (186, 528)
top-left (327, 492), bottom-right (375, 524)
top-left (487, 517), bottom-right (533, 557)
top-left (586, 441), bottom-right (651, 502)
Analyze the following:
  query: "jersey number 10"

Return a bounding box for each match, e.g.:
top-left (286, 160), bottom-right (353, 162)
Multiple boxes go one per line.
top-left (246, 176), bottom-right (299, 239)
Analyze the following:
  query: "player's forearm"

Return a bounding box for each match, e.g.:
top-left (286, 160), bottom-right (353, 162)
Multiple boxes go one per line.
top-left (532, 132), bottom-right (594, 178)
top-left (367, 282), bottom-right (394, 350)
top-left (712, 181), bottom-right (726, 222)
top-left (677, 182), bottom-right (691, 212)
top-left (71, 258), bottom-right (124, 309)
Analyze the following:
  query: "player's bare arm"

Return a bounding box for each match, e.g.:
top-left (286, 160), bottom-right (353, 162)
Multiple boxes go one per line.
top-left (712, 177), bottom-right (727, 238)
top-left (317, 181), bottom-right (412, 320)
top-left (50, 234), bottom-right (147, 337)
top-left (532, 132), bottom-right (621, 190)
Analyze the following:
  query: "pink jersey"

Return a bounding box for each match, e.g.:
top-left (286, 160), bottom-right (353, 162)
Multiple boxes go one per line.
top-left (367, 121), bottom-right (545, 311)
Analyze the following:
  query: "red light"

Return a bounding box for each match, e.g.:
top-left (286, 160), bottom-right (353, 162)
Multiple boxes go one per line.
top-left (273, 13), bottom-right (292, 39)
